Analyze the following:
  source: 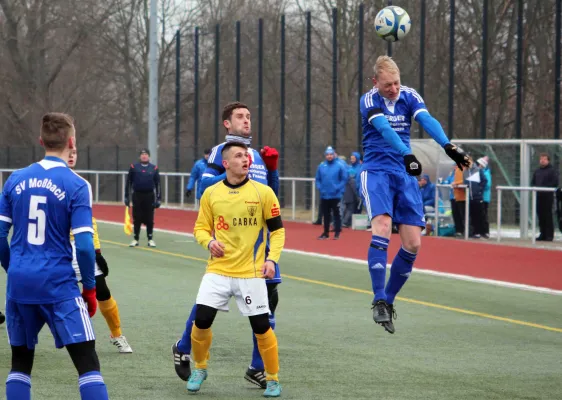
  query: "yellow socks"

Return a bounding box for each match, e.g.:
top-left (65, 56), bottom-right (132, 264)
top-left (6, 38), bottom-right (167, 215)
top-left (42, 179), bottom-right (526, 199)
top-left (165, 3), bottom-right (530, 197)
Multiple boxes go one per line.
top-left (98, 297), bottom-right (122, 338)
top-left (191, 325), bottom-right (213, 369)
top-left (255, 328), bottom-right (279, 381)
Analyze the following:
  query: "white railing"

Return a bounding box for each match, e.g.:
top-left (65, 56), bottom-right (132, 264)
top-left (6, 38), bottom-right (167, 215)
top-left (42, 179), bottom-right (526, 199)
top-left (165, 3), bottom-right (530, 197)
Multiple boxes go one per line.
top-left (434, 184), bottom-right (470, 239)
top-left (496, 186), bottom-right (558, 244)
top-left (0, 169), bottom-right (317, 222)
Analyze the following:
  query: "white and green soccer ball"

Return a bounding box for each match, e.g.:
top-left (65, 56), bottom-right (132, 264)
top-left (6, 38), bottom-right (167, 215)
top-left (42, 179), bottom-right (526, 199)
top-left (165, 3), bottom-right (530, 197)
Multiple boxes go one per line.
top-left (374, 6), bottom-right (411, 42)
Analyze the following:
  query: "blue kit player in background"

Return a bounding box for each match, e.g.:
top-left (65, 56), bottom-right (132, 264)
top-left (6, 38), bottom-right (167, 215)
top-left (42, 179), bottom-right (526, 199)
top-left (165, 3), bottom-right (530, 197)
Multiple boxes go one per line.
top-left (185, 148), bottom-right (211, 201)
top-left (359, 56), bottom-right (472, 334)
top-left (172, 101), bottom-right (281, 389)
top-left (0, 113), bottom-right (109, 399)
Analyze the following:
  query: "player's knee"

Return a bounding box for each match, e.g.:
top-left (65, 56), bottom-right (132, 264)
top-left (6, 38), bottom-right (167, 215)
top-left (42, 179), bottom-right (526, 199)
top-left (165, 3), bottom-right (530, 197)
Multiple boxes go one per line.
top-left (371, 214), bottom-right (392, 237)
top-left (66, 341), bottom-right (100, 375)
top-left (267, 283), bottom-right (279, 315)
top-left (95, 275), bottom-right (111, 301)
top-left (194, 304), bottom-right (217, 330)
top-left (401, 236), bottom-right (421, 254)
top-left (11, 345), bottom-right (34, 375)
top-left (249, 313), bottom-right (270, 335)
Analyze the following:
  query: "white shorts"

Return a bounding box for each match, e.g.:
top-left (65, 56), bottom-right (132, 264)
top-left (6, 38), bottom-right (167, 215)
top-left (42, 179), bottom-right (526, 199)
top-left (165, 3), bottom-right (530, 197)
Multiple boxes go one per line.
top-left (195, 273), bottom-right (270, 317)
top-left (71, 242), bottom-right (103, 282)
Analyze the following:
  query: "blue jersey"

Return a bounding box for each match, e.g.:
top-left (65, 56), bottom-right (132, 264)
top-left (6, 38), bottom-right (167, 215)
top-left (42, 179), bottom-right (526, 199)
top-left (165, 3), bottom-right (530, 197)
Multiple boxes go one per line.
top-left (204, 142), bottom-right (269, 185)
top-left (360, 86), bottom-right (427, 173)
top-left (0, 156), bottom-right (94, 304)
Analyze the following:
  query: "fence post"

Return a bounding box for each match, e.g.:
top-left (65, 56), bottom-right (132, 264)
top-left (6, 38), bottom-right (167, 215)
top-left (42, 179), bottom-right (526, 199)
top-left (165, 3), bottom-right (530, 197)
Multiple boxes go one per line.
top-left (194, 27), bottom-right (200, 162)
top-left (555, 0), bottom-right (561, 140)
top-left (357, 3), bottom-right (364, 146)
top-left (214, 24), bottom-right (220, 144)
top-left (480, 0), bottom-right (489, 139)
top-left (516, 0), bottom-right (523, 139)
top-left (280, 14), bottom-right (286, 208)
top-left (464, 186), bottom-right (470, 240)
top-left (496, 188), bottom-right (502, 242)
top-left (519, 141), bottom-right (530, 238)
top-left (236, 21), bottom-right (241, 101)
top-left (306, 11), bottom-right (312, 210)
top-left (419, 0), bottom-right (426, 139)
top-left (175, 29), bottom-right (181, 204)
top-left (258, 18), bottom-right (264, 148)
top-left (531, 190), bottom-right (537, 244)
top-left (448, 0), bottom-right (455, 138)
top-left (332, 7), bottom-right (338, 149)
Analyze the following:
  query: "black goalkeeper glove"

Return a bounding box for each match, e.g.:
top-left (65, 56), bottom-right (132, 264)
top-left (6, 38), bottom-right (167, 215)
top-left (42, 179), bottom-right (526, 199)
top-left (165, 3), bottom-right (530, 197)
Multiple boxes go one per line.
top-left (95, 250), bottom-right (109, 277)
top-left (185, 190), bottom-right (192, 198)
top-left (444, 143), bottom-right (472, 170)
top-left (124, 197), bottom-right (129, 207)
top-left (403, 154), bottom-right (422, 176)
top-left (0, 311), bottom-right (5, 325)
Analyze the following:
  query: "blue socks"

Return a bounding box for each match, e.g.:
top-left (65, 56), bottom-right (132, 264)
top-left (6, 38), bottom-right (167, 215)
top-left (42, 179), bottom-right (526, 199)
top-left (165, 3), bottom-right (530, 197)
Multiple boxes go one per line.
top-left (178, 303), bottom-right (198, 353)
top-left (6, 372), bottom-right (31, 400)
top-left (78, 372), bottom-right (108, 399)
top-left (250, 314), bottom-right (276, 370)
top-left (368, 235), bottom-right (390, 302)
top-left (386, 247), bottom-right (416, 304)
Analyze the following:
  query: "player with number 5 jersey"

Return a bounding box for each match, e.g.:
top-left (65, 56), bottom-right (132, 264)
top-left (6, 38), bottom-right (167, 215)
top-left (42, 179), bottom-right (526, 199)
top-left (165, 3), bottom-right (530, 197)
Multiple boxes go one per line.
top-left (0, 113), bottom-right (109, 400)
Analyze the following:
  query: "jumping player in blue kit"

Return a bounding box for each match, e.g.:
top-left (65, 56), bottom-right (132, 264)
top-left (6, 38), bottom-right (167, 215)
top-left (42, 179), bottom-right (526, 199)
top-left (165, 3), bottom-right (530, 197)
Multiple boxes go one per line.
top-left (172, 102), bottom-right (281, 389)
top-left (359, 56), bottom-right (472, 334)
top-left (0, 113), bottom-right (110, 400)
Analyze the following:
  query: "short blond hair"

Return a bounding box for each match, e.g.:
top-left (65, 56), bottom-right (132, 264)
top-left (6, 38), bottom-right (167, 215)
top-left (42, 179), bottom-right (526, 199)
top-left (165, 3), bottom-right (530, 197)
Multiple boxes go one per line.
top-left (373, 56), bottom-right (400, 78)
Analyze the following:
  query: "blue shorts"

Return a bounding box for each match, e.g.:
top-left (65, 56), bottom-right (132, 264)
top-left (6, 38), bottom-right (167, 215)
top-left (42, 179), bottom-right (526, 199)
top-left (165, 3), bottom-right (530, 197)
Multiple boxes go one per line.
top-left (6, 297), bottom-right (96, 350)
top-left (360, 169), bottom-right (425, 227)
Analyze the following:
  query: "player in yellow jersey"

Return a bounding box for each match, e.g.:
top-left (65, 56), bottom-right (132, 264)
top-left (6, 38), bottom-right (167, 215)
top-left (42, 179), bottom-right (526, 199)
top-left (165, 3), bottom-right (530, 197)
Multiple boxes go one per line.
top-left (68, 149), bottom-right (133, 353)
top-left (186, 141), bottom-right (285, 398)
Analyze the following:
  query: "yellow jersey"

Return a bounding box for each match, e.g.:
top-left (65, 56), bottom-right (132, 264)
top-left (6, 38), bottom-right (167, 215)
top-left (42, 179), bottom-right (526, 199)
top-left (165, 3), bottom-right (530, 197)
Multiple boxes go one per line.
top-left (70, 217), bottom-right (101, 250)
top-left (194, 177), bottom-right (285, 279)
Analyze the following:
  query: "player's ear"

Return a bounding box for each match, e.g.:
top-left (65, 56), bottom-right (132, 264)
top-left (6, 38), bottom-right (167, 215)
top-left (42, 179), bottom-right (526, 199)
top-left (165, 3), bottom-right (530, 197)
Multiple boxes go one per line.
top-left (223, 119), bottom-right (231, 130)
top-left (68, 136), bottom-right (76, 150)
top-left (222, 159), bottom-right (228, 169)
top-left (38, 137), bottom-right (44, 147)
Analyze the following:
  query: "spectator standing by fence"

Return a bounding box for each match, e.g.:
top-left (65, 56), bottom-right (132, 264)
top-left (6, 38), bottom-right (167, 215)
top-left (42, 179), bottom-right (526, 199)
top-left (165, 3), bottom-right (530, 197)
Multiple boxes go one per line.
top-left (531, 153), bottom-right (560, 241)
top-left (477, 157), bottom-right (492, 239)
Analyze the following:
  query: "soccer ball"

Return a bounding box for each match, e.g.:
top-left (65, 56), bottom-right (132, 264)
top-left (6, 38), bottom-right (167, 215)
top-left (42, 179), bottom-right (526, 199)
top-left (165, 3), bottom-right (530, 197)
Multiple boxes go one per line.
top-left (374, 6), bottom-right (411, 42)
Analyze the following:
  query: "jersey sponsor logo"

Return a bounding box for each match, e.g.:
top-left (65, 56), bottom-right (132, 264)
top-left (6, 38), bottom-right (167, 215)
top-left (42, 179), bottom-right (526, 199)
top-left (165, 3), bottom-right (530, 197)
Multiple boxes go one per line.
top-left (247, 206), bottom-right (257, 216)
top-left (216, 216), bottom-right (229, 230)
top-left (250, 164), bottom-right (266, 171)
top-left (271, 203), bottom-right (280, 217)
top-left (232, 217), bottom-right (258, 227)
top-left (245, 201), bottom-right (259, 205)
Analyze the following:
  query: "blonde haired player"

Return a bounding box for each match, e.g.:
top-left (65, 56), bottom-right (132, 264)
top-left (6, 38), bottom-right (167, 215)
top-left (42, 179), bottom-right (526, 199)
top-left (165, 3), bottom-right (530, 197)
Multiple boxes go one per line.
top-left (186, 141), bottom-right (285, 398)
top-left (68, 149), bottom-right (133, 353)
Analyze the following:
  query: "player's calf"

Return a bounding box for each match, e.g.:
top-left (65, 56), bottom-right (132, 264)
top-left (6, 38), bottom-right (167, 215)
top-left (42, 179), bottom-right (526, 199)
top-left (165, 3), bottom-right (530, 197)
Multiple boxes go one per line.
top-left (6, 345), bottom-right (34, 400)
top-left (67, 341), bottom-right (109, 400)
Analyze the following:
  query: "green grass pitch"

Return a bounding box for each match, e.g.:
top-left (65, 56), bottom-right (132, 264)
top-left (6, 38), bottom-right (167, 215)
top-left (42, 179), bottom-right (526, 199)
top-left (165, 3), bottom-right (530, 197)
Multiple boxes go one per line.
top-left (1, 222), bottom-right (561, 399)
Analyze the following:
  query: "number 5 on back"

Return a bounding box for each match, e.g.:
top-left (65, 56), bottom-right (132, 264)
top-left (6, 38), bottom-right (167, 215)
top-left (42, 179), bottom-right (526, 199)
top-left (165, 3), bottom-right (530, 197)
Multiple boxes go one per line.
top-left (28, 195), bottom-right (47, 245)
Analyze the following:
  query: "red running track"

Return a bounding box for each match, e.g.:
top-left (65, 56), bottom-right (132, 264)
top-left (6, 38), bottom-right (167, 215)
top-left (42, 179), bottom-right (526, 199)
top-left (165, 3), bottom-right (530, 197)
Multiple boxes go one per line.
top-left (94, 205), bottom-right (562, 290)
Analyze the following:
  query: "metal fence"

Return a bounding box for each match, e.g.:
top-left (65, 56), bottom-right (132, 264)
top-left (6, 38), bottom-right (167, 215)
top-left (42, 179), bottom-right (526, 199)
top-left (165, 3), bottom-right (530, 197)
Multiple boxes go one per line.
top-left (0, 139), bottom-right (560, 238)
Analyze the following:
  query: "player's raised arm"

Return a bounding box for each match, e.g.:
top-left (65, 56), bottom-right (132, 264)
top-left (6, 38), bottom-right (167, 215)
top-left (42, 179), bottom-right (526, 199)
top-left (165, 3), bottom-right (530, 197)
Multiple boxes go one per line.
top-left (193, 189), bottom-right (216, 250)
top-left (261, 146), bottom-right (280, 196)
top-left (262, 188), bottom-right (285, 264)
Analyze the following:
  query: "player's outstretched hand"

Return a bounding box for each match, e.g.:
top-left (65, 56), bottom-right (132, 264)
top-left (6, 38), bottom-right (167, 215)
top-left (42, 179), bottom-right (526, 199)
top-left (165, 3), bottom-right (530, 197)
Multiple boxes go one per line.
top-left (260, 146), bottom-right (279, 171)
top-left (444, 143), bottom-right (472, 170)
top-left (208, 240), bottom-right (225, 258)
top-left (95, 250), bottom-right (109, 277)
top-left (261, 260), bottom-right (276, 279)
top-left (81, 287), bottom-right (97, 317)
top-left (403, 154), bottom-right (422, 176)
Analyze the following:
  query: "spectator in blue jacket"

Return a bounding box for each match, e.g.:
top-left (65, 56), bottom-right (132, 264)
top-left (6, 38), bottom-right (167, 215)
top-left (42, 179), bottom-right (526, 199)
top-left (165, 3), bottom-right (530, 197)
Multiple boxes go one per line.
top-left (465, 161), bottom-right (488, 238)
top-left (186, 148), bottom-right (211, 200)
top-left (418, 174), bottom-right (445, 214)
top-left (477, 156), bottom-right (492, 238)
top-left (316, 146), bottom-right (348, 240)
